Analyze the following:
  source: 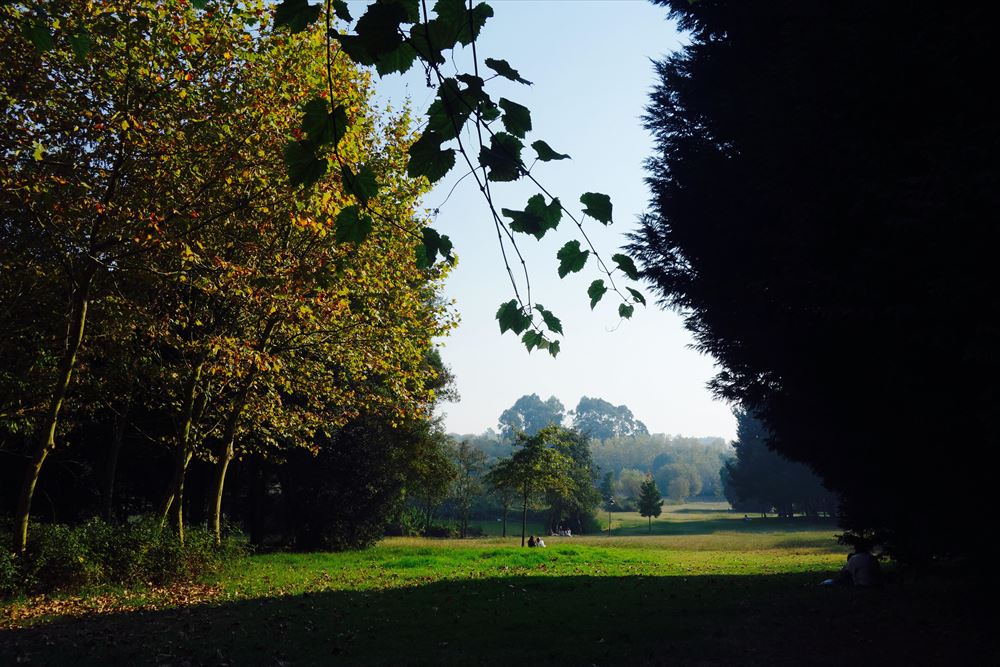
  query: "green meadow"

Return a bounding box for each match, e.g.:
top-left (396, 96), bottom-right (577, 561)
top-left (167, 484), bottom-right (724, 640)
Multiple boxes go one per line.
top-left (1, 503), bottom-right (991, 665)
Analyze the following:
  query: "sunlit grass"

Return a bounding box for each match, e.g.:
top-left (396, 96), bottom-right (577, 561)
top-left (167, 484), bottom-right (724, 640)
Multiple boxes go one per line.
top-left (212, 503), bottom-right (844, 601)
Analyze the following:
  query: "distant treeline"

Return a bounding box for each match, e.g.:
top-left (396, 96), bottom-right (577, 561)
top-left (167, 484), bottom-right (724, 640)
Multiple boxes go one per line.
top-left (454, 430), bottom-right (729, 507)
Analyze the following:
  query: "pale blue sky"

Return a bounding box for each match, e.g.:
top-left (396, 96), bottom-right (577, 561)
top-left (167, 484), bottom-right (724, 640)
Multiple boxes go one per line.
top-left (358, 0), bottom-right (736, 440)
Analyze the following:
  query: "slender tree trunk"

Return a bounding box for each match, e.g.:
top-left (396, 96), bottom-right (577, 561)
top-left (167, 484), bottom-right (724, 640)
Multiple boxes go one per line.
top-left (102, 397), bottom-right (131, 521)
top-left (210, 443), bottom-right (234, 545)
top-left (15, 272), bottom-right (93, 553)
top-left (424, 498), bottom-right (434, 532)
top-left (210, 321), bottom-right (274, 545)
top-left (502, 504), bottom-right (508, 537)
top-left (160, 362), bottom-right (204, 539)
top-left (648, 515), bottom-right (652, 534)
top-left (210, 383), bottom-right (253, 546)
top-left (175, 453), bottom-right (189, 546)
top-left (520, 487), bottom-right (529, 547)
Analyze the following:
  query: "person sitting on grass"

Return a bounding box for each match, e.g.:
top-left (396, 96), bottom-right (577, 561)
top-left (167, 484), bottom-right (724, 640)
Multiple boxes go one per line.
top-left (841, 540), bottom-right (882, 587)
top-left (822, 539), bottom-right (882, 587)
top-left (527, 535), bottom-right (536, 547)
top-left (536, 536), bottom-right (546, 548)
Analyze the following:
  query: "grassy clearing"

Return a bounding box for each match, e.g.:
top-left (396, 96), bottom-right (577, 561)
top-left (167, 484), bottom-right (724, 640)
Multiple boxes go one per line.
top-left (1, 503), bottom-right (992, 665)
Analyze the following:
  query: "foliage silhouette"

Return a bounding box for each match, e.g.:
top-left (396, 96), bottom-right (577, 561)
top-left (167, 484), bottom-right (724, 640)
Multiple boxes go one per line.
top-left (631, 0), bottom-right (1000, 561)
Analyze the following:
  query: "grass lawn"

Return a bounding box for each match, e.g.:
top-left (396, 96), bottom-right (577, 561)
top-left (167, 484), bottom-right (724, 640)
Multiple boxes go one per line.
top-left (1, 502), bottom-right (993, 665)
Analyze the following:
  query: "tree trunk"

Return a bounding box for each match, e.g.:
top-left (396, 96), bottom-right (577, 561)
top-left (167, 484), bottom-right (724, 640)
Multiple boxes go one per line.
top-left (502, 504), bottom-right (508, 537)
top-left (160, 446), bottom-right (194, 543)
top-left (211, 442), bottom-right (234, 545)
top-left (649, 515), bottom-right (652, 534)
top-left (102, 397), bottom-right (131, 521)
top-left (210, 321), bottom-right (273, 545)
top-left (210, 382), bottom-right (253, 546)
top-left (15, 272), bottom-right (93, 553)
top-left (520, 486), bottom-right (529, 547)
top-left (159, 362), bottom-right (204, 539)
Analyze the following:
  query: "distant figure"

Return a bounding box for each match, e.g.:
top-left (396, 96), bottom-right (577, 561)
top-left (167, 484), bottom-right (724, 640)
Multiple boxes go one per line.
top-left (743, 514), bottom-right (751, 522)
top-left (527, 535), bottom-right (536, 547)
top-left (565, 528), bottom-right (572, 537)
top-left (537, 536), bottom-right (546, 548)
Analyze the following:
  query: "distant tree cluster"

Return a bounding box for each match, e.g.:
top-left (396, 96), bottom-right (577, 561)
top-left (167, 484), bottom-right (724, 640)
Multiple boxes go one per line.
top-left (454, 395), bottom-right (729, 518)
top-left (591, 434), bottom-right (729, 506)
top-left (496, 394), bottom-right (651, 442)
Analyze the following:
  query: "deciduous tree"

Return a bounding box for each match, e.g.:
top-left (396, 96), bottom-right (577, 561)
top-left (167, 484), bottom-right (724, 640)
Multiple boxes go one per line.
top-left (486, 425), bottom-right (571, 546)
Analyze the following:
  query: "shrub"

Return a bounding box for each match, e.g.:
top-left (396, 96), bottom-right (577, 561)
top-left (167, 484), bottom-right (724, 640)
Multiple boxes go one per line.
top-left (423, 524), bottom-right (458, 538)
top-left (579, 512), bottom-right (602, 535)
top-left (0, 517), bottom-right (249, 599)
top-left (384, 507), bottom-right (425, 537)
top-left (22, 523), bottom-right (103, 593)
top-left (1, 543), bottom-right (19, 598)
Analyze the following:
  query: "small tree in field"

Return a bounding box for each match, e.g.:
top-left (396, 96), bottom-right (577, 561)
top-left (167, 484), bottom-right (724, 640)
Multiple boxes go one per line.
top-left (638, 476), bottom-right (663, 534)
top-left (486, 426), bottom-right (571, 546)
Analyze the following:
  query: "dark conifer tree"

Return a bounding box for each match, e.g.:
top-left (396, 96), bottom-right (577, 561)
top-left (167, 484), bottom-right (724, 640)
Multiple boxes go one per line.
top-left (632, 1), bottom-right (1000, 559)
top-left (637, 476), bottom-right (663, 534)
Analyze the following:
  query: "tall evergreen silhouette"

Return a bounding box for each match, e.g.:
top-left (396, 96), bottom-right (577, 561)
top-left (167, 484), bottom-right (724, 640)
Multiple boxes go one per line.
top-left (632, 1), bottom-right (999, 559)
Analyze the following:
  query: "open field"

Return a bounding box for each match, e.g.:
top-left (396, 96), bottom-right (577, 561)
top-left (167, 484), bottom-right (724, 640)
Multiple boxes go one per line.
top-left (1, 503), bottom-right (993, 665)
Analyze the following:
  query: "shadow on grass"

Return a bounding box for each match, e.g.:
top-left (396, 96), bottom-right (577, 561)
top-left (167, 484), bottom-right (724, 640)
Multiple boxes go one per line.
top-left (615, 517), bottom-right (838, 538)
top-left (2, 571), bottom-right (992, 666)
